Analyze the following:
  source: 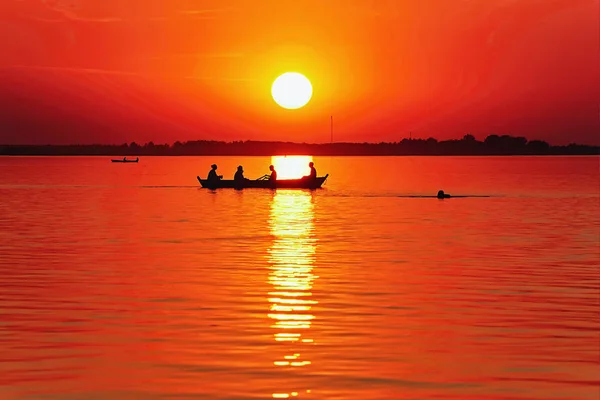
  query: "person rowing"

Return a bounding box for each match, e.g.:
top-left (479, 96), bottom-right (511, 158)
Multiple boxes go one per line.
top-left (268, 165), bottom-right (278, 181)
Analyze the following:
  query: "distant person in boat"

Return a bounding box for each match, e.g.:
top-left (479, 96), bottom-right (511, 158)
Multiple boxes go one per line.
top-left (303, 161), bottom-right (317, 180)
top-left (123, 157), bottom-right (126, 161)
top-left (269, 165), bottom-right (277, 181)
top-left (234, 165), bottom-right (248, 182)
top-left (207, 164), bottom-right (223, 182)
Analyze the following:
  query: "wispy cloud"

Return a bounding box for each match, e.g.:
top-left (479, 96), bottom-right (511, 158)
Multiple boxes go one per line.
top-left (26, 14), bottom-right (122, 23)
top-left (3, 65), bottom-right (140, 76)
top-left (32, 2), bottom-right (231, 23)
top-left (21, 15), bottom-right (64, 23)
top-left (178, 9), bottom-right (228, 15)
top-left (149, 53), bottom-right (245, 60)
top-left (40, 0), bottom-right (123, 22)
top-left (184, 76), bottom-right (253, 82)
top-left (21, 13), bottom-right (169, 24)
top-left (177, 8), bottom-right (235, 20)
top-left (3, 65), bottom-right (251, 82)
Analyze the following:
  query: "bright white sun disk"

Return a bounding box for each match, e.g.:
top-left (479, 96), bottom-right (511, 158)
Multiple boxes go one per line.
top-left (271, 73), bottom-right (312, 109)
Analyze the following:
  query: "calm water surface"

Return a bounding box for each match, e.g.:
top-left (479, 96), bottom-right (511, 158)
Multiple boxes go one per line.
top-left (0, 156), bottom-right (598, 399)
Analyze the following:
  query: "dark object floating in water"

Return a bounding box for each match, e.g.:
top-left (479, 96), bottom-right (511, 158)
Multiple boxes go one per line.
top-left (437, 190), bottom-right (451, 199)
top-left (112, 157), bottom-right (139, 163)
top-left (399, 190), bottom-right (491, 198)
top-left (399, 195), bottom-right (491, 198)
top-left (197, 174), bottom-right (329, 189)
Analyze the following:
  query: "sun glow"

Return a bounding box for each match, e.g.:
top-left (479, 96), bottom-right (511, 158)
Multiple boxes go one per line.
top-left (271, 73), bottom-right (313, 109)
top-left (271, 156), bottom-right (312, 180)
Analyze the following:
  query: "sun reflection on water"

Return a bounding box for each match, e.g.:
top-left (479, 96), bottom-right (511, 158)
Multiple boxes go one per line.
top-left (267, 190), bottom-right (317, 398)
top-left (271, 156), bottom-right (313, 180)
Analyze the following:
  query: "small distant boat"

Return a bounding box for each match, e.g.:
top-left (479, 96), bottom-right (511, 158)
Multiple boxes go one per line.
top-left (197, 174), bottom-right (329, 189)
top-left (111, 157), bottom-right (139, 163)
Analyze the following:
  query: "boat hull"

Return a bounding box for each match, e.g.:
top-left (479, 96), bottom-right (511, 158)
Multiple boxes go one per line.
top-left (111, 160), bottom-right (138, 163)
top-left (197, 175), bottom-right (328, 189)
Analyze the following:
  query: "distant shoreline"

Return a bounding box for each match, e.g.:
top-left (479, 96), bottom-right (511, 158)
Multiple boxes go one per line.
top-left (1, 135), bottom-right (598, 156)
top-left (1, 153), bottom-right (598, 157)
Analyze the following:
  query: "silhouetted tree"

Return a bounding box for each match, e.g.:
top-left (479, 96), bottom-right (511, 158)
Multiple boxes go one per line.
top-left (484, 134), bottom-right (500, 146)
top-left (527, 140), bottom-right (550, 154)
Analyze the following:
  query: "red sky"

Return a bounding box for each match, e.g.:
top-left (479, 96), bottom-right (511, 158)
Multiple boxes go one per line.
top-left (0, 0), bottom-right (598, 145)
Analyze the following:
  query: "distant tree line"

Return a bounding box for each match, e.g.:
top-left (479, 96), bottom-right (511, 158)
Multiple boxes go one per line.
top-left (1, 135), bottom-right (598, 156)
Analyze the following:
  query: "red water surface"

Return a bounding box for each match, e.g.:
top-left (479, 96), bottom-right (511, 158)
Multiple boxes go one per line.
top-left (0, 156), bottom-right (598, 399)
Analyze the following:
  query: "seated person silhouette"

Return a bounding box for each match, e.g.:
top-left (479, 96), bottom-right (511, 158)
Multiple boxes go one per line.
top-left (207, 164), bottom-right (223, 182)
top-left (269, 165), bottom-right (277, 181)
top-left (303, 161), bottom-right (317, 180)
top-left (234, 165), bottom-right (249, 182)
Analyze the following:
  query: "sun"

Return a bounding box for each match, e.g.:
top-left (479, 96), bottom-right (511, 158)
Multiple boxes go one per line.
top-left (271, 72), bottom-right (313, 110)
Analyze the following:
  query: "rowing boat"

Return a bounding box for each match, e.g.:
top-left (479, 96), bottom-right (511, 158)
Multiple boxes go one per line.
top-left (197, 174), bottom-right (328, 189)
top-left (111, 159), bottom-right (139, 163)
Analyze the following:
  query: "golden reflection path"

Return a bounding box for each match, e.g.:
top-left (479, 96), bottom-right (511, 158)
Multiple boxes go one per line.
top-left (267, 190), bottom-right (317, 399)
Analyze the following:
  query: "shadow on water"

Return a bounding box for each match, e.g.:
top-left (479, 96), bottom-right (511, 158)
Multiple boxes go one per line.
top-left (267, 190), bottom-right (318, 399)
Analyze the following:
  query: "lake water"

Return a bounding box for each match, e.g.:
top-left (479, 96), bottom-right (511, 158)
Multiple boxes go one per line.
top-left (0, 156), bottom-right (598, 400)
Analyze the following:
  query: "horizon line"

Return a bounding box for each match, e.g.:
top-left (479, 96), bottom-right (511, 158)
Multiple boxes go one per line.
top-left (1, 137), bottom-right (599, 148)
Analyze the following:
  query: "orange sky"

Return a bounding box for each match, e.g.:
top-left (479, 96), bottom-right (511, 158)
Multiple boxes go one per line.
top-left (0, 0), bottom-right (598, 145)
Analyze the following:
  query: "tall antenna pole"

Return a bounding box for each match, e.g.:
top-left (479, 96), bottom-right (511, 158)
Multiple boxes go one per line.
top-left (330, 115), bottom-right (333, 143)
